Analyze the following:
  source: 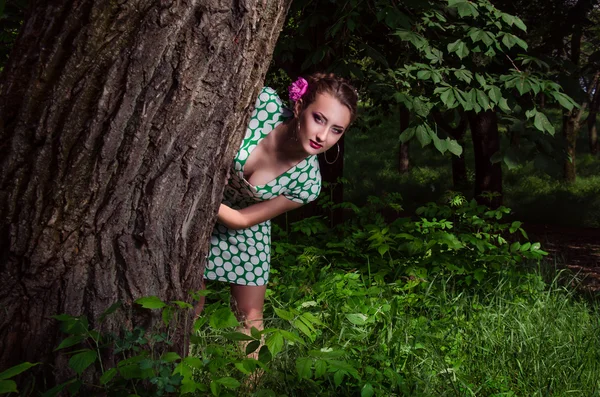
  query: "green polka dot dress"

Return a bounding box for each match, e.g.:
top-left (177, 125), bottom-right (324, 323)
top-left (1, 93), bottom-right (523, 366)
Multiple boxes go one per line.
top-left (204, 87), bottom-right (322, 286)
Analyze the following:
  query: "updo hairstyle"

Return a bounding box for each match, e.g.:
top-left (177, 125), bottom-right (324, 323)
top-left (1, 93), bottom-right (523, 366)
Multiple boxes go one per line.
top-left (298, 73), bottom-right (358, 123)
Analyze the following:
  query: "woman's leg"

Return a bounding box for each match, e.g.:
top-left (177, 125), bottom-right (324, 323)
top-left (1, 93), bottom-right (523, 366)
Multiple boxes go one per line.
top-left (229, 284), bottom-right (267, 335)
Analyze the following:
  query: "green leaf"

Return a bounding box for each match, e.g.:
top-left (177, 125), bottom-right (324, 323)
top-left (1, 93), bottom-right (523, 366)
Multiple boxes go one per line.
top-left (315, 360), bottom-right (327, 378)
top-left (246, 340), bottom-right (260, 355)
top-left (454, 1), bottom-right (479, 18)
top-left (447, 39), bottom-right (470, 59)
top-left (503, 147), bottom-right (519, 169)
top-left (475, 73), bottom-right (487, 88)
top-left (432, 134), bottom-right (448, 154)
top-left (454, 68), bottom-right (473, 84)
top-left (446, 139), bottom-right (463, 156)
top-left (399, 127), bottom-right (415, 143)
top-left (99, 368), bottom-right (117, 385)
top-left (209, 307), bottom-right (240, 329)
top-left (172, 300), bottom-right (193, 309)
top-left (361, 383), bottom-right (375, 397)
top-left (394, 30), bottom-right (428, 50)
top-left (251, 326), bottom-right (263, 339)
top-left (274, 307), bottom-right (295, 321)
top-left (416, 124), bottom-right (432, 147)
top-left (501, 33), bottom-right (517, 49)
top-left (0, 362), bottom-right (39, 380)
top-left (476, 89), bottom-right (491, 110)
top-left (258, 345), bottom-right (272, 363)
top-left (135, 296), bottom-right (166, 310)
top-left (334, 370), bottom-right (347, 387)
top-left (417, 70), bottom-right (432, 80)
top-left (534, 112), bottom-right (555, 135)
top-left (224, 331), bottom-right (256, 341)
top-left (280, 329), bottom-right (305, 344)
top-left (473, 268), bottom-right (486, 282)
top-left (514, 36), bottom-right (528, 50)
top-left (182, 356), bottom-right (203, 369)
top-left (377, 243), bottom-right (389, 256)
top-left (161, 352), bottom-right (181, 362)
top-left (55, 335), bottom-right (86, 351)
top-left (210, 381), bottom-right (219, 396)
top-left (0, 380), bottom-right (17, 394)
top-left (296, 357), bottom-right (312, 379)
top-left (413, 97), bottom-right (431, 117)
top-left (488, 85), bottom-right (502, 104)
top-left (501, 13), bottom-right (515, 26)
top-left (437, 87), bottom-right (457, 108)
top-left (510, 242), bottom-right (520, 253)
top-left (346, 313), bottom-right (368, 325)
top-left (215, 377), bottom-right (241, 389)
top-left (551, 91), bottom-right (577, 111)
top-left (513, 16), bottom-right (527, 31)
top-left (69, 349), bottom-right (97, 375)
top-left (515, 76), bottom-right (531, 95)
top-left (265, 331), bottom-right (285, 356)
top-left (498, 97), bottom-right (511, 112)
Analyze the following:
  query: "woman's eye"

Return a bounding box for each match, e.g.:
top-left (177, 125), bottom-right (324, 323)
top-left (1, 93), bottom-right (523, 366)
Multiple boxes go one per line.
top-left (332, 128), bottom-right (343, 134)
top-left (314, 114), bottom-right (324, 124)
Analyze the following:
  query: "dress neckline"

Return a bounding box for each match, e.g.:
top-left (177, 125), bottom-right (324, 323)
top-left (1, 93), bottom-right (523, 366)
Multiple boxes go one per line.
top-left (241, 120), bottom-right (308, 188)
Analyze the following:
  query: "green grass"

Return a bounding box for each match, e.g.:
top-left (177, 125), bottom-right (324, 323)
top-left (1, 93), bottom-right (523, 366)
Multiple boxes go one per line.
top-left (195, 263), bottom-right (600, 396)
top-left (191, 197), bottom-right (600, 396)
top-left (345, 110), bottom-right (600, 227)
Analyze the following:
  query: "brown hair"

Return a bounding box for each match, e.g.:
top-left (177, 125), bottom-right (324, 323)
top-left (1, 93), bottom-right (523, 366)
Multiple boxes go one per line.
top-left (298, 73), bottom-right (358, 123)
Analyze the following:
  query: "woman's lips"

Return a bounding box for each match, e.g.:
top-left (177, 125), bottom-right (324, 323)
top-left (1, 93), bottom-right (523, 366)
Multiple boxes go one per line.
top-left (309, 140), bottom-right (323, 149)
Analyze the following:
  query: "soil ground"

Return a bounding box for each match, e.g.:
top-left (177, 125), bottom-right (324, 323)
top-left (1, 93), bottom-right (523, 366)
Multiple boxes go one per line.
top-left (524, 224), bottom-right (600, 293)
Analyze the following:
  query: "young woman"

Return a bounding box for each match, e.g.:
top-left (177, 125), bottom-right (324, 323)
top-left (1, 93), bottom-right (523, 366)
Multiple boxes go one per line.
top-left (202, 73), bottom-right (358, 336)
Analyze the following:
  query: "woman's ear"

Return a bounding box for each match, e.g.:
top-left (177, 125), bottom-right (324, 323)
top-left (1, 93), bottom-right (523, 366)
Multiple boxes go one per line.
top-left (293, 99), bottom-right (303, 118)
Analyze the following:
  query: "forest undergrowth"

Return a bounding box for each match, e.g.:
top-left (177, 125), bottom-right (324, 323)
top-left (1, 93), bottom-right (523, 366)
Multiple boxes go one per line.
top-left (8, 192), bottom-right (600, 397)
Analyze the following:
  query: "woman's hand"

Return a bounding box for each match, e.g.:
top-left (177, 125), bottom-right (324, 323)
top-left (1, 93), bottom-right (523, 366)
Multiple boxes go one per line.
top-left (217, 195), bottom-right (303, 230)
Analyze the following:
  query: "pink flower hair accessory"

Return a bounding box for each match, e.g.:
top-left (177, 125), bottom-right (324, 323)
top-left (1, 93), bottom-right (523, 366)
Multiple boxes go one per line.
top-left (288, 77), bottom-right (308, 102)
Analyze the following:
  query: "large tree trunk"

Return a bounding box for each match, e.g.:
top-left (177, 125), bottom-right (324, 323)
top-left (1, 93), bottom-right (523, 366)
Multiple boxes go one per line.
top-left (0, 0), bottom-right (291, 384)
top-left (588, 78), bottom-right (600, 155)
top-left (563, 111), bottom-right (580, 182)
top-left (563, 72), bottom-right (597, 182)
top-left (468, 110), bottom-right (502, 208)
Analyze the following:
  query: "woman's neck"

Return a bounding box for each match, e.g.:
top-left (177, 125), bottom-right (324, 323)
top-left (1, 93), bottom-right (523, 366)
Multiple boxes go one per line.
top-left (268, 120), bottom-right (309, 165)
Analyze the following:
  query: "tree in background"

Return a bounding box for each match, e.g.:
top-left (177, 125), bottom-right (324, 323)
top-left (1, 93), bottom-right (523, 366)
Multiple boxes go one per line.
top-left (271, 0), bottom-right (578, 208)
top-left (0, 0), bottom-right (291, 384)
top-left (493, 0), bottom-right (600, 179)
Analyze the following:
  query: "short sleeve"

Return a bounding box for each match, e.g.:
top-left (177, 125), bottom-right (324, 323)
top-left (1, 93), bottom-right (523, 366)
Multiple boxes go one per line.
top-left (283, 156), bottom-right (322, 204)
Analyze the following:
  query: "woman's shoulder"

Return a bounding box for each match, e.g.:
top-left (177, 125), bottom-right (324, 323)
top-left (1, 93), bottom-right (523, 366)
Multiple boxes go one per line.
top-left (254, 87), bottom-right (292, 118)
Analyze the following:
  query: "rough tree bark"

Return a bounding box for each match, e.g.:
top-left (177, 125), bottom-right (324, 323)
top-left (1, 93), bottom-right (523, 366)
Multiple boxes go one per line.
top-left (468, 110), bottom-right (502, 208)
top-left (0, 0), bottom-right (291, 383)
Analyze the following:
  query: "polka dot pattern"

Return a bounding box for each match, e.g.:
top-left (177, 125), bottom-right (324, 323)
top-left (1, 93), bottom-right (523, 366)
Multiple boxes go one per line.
top-left (205, 87), bottom-right (321, 286)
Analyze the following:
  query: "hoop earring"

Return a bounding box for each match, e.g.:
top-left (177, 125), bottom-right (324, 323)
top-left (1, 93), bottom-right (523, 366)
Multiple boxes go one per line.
top-left (324, 143), bottom-right (340, 165)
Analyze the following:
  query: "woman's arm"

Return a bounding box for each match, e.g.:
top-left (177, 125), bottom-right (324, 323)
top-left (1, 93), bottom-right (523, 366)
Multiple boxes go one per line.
top-left (217, 195), bottom-right (303, 230)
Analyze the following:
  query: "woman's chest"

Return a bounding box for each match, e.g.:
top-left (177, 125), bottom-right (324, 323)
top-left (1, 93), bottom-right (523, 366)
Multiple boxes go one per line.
top-left (243, 144), bottom-right (294, 187)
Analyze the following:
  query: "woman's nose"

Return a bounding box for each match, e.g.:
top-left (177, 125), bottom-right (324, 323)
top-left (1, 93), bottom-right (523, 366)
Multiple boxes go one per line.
top-left (315, 126), bottom-right (328, 142)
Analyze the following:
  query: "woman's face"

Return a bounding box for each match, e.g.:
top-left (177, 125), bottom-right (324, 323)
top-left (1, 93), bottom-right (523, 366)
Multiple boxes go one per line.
top-left (295, 92), bottom-right (352, 155)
